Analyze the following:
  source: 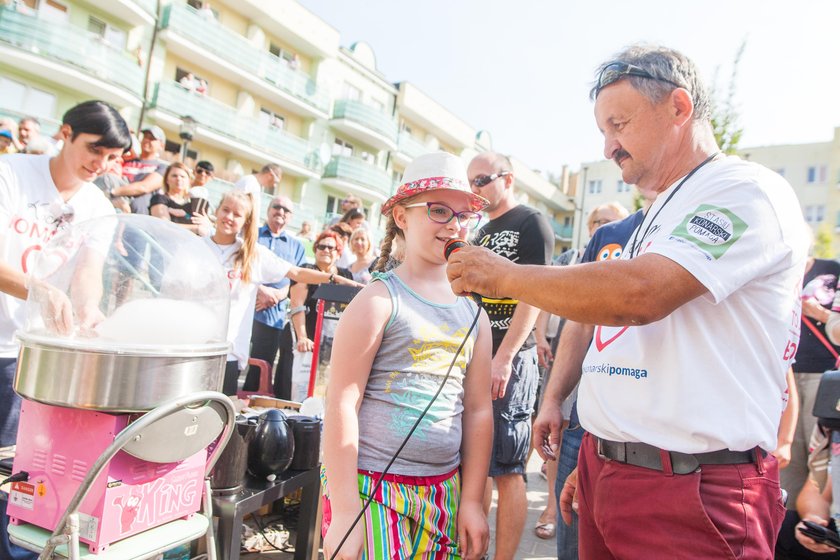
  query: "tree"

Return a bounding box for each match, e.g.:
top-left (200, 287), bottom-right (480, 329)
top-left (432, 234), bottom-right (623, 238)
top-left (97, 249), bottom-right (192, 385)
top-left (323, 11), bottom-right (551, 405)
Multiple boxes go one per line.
top-left (813, 224), bottom-right (834, 259)
top-left (710, 39), bottom-right (747, 155)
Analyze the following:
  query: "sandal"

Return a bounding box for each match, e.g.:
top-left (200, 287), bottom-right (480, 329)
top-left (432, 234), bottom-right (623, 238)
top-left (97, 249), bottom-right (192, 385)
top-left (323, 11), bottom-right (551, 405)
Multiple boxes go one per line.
top-left (534, 521), bottom-right (556, 539)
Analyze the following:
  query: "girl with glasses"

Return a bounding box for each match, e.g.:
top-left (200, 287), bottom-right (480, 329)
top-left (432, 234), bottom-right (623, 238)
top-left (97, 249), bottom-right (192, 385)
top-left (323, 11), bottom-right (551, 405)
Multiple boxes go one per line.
top-left (322, 152), bottom-right (493, 560)
top-left (207, 191), bottom-right (360, 395)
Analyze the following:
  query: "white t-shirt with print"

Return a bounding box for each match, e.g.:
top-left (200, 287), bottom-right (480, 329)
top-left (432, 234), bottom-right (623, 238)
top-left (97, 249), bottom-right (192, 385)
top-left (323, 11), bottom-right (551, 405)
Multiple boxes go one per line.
top-left (205, 238), bottom-right (291, 368)
top-left (0, 154), bottom-right (115, 357)
top-left (579, 155), bottom-right (810, 454)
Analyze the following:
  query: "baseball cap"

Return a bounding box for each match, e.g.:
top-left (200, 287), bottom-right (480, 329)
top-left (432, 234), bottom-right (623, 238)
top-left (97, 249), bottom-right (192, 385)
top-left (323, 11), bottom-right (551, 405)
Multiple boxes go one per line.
top-left (140, 125), bottom-right (166, 143)
top-left (0, 130), bottom-right (13, 140)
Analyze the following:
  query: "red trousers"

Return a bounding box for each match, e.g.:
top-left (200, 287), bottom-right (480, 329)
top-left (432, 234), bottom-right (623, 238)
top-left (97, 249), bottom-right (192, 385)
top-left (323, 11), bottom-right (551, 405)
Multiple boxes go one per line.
top-left (577, 433), bottom-right (786, 559)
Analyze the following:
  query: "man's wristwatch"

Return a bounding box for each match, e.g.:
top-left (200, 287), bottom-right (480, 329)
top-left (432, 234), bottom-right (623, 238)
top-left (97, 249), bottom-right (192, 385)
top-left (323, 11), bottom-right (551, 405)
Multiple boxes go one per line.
top-left (328, 273), bottom-right (335, 283)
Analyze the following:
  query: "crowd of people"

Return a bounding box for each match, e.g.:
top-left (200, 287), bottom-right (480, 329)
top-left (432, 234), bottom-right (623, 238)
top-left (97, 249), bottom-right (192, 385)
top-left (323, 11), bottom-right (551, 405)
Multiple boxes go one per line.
top-left (1, 42), bottom-right (839, 560)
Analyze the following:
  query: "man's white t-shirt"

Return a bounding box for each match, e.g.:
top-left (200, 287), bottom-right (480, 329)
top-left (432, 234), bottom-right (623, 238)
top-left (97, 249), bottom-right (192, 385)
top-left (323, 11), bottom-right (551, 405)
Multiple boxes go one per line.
top-left (233, 175), bottom-right (263, 218)
top-left (579, 156), bottom-right (810, 454)
top-left (0, 154), bottom-right (115, 357)
top-left (205, 238), bottom-right (291, 368)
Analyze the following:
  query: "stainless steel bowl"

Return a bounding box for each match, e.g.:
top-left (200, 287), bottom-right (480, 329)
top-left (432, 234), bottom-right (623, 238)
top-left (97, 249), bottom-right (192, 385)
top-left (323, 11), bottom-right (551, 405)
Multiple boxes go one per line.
top-left (14, 334), bottom-right (229, 412)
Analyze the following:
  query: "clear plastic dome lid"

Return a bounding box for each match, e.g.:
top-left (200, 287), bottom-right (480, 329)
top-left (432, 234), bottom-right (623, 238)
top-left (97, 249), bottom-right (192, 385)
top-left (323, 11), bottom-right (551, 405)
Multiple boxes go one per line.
top-left (22, 214), bottom-right (230, 353)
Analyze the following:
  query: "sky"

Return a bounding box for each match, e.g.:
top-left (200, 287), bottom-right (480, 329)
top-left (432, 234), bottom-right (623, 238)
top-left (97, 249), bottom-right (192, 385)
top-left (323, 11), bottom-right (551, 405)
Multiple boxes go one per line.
top-left (303, 0), bottom-right (840, 176)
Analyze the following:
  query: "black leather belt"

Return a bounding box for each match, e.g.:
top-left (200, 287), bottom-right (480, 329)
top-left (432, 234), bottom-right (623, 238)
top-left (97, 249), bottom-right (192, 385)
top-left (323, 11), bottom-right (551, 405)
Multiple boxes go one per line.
top-left (595, 436), bottom-right (764, 475)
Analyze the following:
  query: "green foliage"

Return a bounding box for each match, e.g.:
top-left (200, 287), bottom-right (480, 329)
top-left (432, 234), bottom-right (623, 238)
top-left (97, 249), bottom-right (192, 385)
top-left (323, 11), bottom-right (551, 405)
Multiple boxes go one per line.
top-left (813, 224), bottom-right (834, 259)
top-left (710, 40), bottom-right (747, 155)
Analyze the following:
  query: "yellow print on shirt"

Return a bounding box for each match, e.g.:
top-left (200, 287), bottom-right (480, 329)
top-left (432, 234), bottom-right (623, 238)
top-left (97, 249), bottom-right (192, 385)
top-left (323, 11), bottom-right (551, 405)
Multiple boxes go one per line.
top-left (407, 322), bottom-right (473, 374)
top-left (384, 321), bottom-right (474, 440)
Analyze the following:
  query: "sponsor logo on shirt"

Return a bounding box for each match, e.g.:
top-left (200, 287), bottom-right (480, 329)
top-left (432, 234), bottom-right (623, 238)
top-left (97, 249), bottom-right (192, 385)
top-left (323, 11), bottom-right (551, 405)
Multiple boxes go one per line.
top-left (583, 362), bottom-right (648, 380)
top-left (670, 204), bottom-right (747, 259)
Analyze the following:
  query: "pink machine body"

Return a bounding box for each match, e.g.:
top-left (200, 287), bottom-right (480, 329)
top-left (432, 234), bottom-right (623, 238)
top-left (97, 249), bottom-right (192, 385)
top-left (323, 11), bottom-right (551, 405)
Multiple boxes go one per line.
top-left (7, 400), bottom-right (205, 553)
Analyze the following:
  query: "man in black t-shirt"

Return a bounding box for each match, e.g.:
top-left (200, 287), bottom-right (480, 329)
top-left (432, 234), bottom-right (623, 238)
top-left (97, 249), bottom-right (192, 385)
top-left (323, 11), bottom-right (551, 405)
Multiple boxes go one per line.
top-left (468, 151), bottom-right (554, 560)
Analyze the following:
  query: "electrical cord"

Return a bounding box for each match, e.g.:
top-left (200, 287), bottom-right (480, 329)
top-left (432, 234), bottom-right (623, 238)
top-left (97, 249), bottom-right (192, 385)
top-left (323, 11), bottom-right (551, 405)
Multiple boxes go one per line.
top-left (329, 304), bottom-right (482, 559)
top-left (250, 512), bottom-right (292, 553)
top-left (1, 471), bottom-right (29, 487)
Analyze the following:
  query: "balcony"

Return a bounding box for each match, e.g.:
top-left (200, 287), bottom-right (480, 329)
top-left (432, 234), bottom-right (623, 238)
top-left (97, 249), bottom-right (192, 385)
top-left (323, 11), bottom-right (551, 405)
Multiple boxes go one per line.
top-left (552, 221), bottom-right (574, 240)
top-left (0, 7), bottom-right (144, 107)
top-left (321, 155), bottom-right (393, 202)
top-left (83, 0), bottom-right (156, 26)
top-left (150, 81), bottom-right (318, 178)
top-left (330, 99), bottom-right (398, 152)
top-left (393, 131), bottom-right (430, 167)
top-left (160, 3), bottom-right (329, 118)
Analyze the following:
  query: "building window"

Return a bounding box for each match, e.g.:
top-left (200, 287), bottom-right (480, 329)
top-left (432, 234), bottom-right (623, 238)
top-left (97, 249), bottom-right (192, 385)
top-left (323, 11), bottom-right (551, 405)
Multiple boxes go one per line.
top-left (175, 68), bottom-right (208, 95)
top-left (259, 108), bottom-right (285, 130)
top-left (87, 16), bottom-right (127, 50)
top-left (0, 77), bottom-right (56, 120)
top-left (269, 43), bottom-right (297, 65)
top-left (588, 179), bottom-right (602, 194)
top-left (370, 99), bottom-right (386, 113)
top-left (616, 180), bottom-right (631, 193)
top-left (805, 205), bottom-right (825, 223)
top-left (332, 138), bottom-right (353, 157)
top-left (820, 165), bottom-right (828, 183)
top-left (343, 83), bottom-right (362, 102)
top-left (360, 151), bottom-right (375, 165)
top-left (807, 166), bottom-right (817, 184)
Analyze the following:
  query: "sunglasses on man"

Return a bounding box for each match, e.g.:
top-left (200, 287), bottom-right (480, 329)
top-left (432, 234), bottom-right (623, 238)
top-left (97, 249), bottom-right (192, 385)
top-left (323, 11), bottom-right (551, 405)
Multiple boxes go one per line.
top-left (594, 61), bottom-right (684, 97)
top-left (271, 204), bottom-right (293, 214)
top-left (471, 171), bottom-right (510, 188)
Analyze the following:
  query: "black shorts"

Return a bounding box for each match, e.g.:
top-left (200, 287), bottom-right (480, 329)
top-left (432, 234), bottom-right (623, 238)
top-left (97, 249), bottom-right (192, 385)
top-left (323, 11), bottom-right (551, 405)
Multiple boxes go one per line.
top-left (489, 346), bottom-right (539, 477)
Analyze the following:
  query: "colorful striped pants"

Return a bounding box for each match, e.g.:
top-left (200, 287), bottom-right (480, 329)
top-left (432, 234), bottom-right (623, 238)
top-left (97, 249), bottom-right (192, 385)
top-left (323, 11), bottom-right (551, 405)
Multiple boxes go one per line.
top-left (322, 467), bottom-right (461, 559)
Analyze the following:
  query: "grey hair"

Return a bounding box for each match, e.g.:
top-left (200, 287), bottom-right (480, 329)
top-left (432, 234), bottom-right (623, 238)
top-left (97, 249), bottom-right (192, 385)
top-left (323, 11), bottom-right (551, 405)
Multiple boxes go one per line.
top-left (590, 44), bottom-right (711, 121)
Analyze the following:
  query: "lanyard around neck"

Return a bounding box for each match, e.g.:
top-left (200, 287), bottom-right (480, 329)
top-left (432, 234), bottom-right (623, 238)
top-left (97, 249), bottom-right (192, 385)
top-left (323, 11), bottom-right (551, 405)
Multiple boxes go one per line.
top-left (628, 152), bottom-right (720, 258)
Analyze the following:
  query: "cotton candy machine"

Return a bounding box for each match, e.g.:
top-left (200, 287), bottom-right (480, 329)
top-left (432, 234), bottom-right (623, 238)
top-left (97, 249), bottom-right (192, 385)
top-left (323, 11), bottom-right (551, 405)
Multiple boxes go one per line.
top-left (6, 214), bottom-right (233, 553)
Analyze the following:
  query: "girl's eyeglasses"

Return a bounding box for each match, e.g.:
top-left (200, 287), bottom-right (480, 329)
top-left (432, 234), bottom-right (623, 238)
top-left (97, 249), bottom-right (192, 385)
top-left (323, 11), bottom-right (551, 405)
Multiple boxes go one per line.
top-left (404, 202), bottom-right (482, 229)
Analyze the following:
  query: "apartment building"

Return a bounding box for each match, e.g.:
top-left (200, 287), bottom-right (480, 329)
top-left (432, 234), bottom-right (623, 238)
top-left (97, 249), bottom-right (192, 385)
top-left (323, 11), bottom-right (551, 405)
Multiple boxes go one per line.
top-left (0, 0), bottom-right (572, 246)
top-left (742, 128), bottom-right (840, 253)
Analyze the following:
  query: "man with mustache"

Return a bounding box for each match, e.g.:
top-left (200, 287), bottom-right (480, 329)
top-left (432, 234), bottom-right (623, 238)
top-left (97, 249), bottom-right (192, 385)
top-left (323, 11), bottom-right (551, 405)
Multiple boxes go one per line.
top-left (448, 45), bottom-right (809, 558)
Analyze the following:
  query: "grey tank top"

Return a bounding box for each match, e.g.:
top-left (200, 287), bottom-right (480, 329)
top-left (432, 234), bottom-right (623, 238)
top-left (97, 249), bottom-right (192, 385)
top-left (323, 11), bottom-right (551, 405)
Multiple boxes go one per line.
top-left (356, 270), bottom-right (480, 476)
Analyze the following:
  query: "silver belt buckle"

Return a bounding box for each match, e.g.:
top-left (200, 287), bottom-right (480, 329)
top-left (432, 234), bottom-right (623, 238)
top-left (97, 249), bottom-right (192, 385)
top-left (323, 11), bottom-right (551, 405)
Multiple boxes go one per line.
top-left (596, 437), bottom-right (606, 460)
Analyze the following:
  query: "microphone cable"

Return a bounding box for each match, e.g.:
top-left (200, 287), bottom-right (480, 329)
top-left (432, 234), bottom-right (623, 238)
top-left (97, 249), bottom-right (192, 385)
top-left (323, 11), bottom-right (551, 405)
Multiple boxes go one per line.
top-left (329, 301), bottom-right (482, 559)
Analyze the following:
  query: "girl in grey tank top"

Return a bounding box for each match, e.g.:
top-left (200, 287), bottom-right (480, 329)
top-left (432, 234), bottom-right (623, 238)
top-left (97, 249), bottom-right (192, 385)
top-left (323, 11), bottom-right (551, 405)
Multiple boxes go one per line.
top-left (321, 152), bottom-right (494, 560)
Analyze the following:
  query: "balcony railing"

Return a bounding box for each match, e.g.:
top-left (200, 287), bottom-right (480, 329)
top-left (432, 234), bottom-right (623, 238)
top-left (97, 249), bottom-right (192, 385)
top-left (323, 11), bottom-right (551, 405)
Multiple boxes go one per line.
top-left (396, 131), bottom-right (429, 160)
top-left (161, 3), bottom-right (329, 114)
top-left (0, 7), bottom-right (144, 96)
top-left (552, 221), bottom-right (574, 240)
top-left (332, 99), bottom-right (398, 143)
top-left (322, 155), bottom-right (393, 198)
top-left (151, 82), bottom-right (316, 171)
top-left (133, 0), bottom-right (156, 16)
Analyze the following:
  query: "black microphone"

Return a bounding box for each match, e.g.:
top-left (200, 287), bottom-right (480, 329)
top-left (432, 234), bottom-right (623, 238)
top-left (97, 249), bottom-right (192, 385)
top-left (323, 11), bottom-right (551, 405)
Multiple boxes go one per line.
top-left (443, 239), bottom-right (483, 307)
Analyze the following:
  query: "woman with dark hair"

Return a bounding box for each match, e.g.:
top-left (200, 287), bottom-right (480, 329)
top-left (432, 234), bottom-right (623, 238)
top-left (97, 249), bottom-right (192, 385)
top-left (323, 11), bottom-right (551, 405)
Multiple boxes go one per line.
top-left (150, 162), bottom-right (210, 236)
top-left (60, 100), bottom-right (133, 152)
top-left (0, 99), bottom-right (131, 560)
